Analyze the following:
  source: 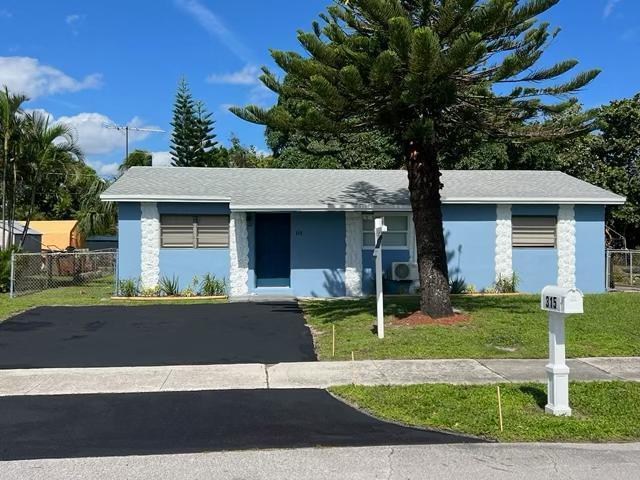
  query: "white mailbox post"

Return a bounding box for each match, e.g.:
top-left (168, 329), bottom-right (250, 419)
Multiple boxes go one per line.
top-left (373, 217), bottom-right (387, 339)
top-left (540, 285), bottom-right (584, 416)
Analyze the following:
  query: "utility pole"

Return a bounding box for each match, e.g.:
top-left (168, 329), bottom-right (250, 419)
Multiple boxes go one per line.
top-left (102, 123), bottom-right (165, 161)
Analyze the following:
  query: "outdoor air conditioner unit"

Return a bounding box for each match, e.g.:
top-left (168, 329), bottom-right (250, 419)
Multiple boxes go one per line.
top-left (391, 262), bottom-right (419, 281)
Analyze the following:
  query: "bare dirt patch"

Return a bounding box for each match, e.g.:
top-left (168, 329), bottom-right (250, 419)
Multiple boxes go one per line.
top-left (390, 310), bottom-right (471, 326)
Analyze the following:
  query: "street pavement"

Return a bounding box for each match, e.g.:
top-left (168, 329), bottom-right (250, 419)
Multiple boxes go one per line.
top-left (1, 357), bottom-right (638, 396)
top-left (2, 443), bottom-right (639, 479)
top-left (0, 389), bottom-right (478, 461)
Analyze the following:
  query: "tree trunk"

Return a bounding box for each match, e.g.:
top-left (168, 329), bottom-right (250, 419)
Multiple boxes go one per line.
top-left (406, 140), bottom-right (453, 318)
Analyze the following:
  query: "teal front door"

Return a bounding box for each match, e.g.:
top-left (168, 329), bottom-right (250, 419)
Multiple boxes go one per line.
top-left (255, 213), bottom-right (291, 287)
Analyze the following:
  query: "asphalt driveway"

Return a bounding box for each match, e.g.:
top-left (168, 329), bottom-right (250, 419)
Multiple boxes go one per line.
top-left (0, 389), bottom-right (480, 460)
top-left (0, 302), bottom-right (316, 369)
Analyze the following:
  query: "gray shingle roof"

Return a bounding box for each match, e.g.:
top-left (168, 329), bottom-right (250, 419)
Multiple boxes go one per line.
top-left (1, 221), bottom-right (41, 235)
top-left (101, 167), bottom-right (625, 210)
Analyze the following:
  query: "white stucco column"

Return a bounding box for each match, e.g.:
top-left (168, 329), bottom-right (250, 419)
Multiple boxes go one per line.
top-left (345, 212), bottom-right (363, 297)
top-left (140, 202), bottom-right (160, 288)
top-left (495, 204), bottom-right (513, 282)
top-left (229, 212), bottom-right (249, 297)
top-left (557, 204), bottom-right (576, 288)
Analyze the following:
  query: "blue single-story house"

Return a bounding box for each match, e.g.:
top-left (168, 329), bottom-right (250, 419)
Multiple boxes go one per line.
top-left (101, 167), bottom-right (625, 297)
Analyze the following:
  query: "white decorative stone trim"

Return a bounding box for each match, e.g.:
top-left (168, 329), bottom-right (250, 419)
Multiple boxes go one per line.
top-left (557, 204), bottom-right (576, 288)
top-left (345, 212), bottom-right (363, 297)
top-left (229, 212), bottom-right (249, 296)
top-left (495, 204), bottom-right (513, 282)
top-left (140, 202), bottom-right (160, 288)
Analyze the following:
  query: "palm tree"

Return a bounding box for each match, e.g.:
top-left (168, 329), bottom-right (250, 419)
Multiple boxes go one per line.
top-left (0, 87), bottom-right (28, 248)
top-left (118, 149), bottom-right (152, 176)
top-left (75, 177), bottom-right (116, 239)
top-left (18, 110), bottom-right (84, 248)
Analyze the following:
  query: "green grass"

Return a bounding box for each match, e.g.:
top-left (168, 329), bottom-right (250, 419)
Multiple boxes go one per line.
top-left (303, 293), bottom-right (640, 360)
top-left (331, 381), bottom-right (640, 442)
top-left (0, 280), bottom-right (224, 321)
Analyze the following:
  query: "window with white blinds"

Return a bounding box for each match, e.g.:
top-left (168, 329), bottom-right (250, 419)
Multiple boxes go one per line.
top-left (363, 215), bottom-right (409, 248)
top-left (512, 216), bottom-right (557, 248)
top-left (160, 215), bottom-right (229, 248)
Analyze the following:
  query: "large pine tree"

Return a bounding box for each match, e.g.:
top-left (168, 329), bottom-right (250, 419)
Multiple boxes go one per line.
top-left (170, 79), bottom-right (222, 167)
top-left (232, 0), bottom-right (600, 317)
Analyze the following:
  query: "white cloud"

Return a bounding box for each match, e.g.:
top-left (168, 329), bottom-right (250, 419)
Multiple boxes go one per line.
top-left (88, 160), bottom-right (120, 178)
top-left (175, 0), bottom-right (251, 62)
top-left (0, 9), bottom-right (12, 19)
top-left (604, 0), bottom-right (622, 18)
top-left (65, 14), bottom-right (82, 25)
top-left (152, 151), bottom-right (173, 167)
top-left (207, 64), bottom-right (260, 85)
top-left (28, 109), bottom-right (159, 156)
top-left (65, 13), bottom-right (85, 35)
top-left (0, 56), bottom-right (101, 99)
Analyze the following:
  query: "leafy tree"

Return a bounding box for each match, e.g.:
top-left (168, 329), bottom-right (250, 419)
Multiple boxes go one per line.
top-left (170, 78), bottom-right (223, 167)
top-left (561, 94), bottom-right (640, 247)
top-left (232, 0), bottom-right (600, 317)
top-left (267, 128), bottom-right (401, 169)
top-left (118, 149), bottom-right (152, 175)
top-left (0, 87), bottom-right (27, 249)
top-left (18, 110), bottom-right (83, 247)
top-left (219, 134), bottom-right (274, 168)
top-left (75, 177), bottom-right (117, 238)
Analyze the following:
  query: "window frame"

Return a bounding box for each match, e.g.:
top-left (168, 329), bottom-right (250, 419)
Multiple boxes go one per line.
top-left (362, 213), bottom-right (411, 251)
top-left (511, 215), bottom-right (558, 249)
top-left (160, 214), bottom-right (230, 249)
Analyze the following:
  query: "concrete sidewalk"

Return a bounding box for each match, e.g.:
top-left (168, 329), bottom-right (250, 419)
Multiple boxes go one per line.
top-left (1, 357), bottom-right (638, 396)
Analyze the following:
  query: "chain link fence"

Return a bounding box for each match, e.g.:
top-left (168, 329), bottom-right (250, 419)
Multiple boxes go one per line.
top-left (606, 249), bottom-right (640, 291)
top-left (10, 250), bottom-right (117, 298)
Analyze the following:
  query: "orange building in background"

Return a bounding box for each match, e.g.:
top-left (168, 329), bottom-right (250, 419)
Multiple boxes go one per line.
top-left (27, 220), bottom-right (83, 251)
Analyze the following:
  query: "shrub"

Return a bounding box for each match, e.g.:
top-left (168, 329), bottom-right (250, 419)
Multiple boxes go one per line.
top-left (181, 275), bottom-right (200, 297)
top-left (119, 278), bottom-right (139, 297)
top-left (159, 275), bottom-right (180, 296)
top-left (140, 285), bottom-right (160, 297)
top-left (495, 273), bottom-right (519, 294)
top-left (0, 247), bottom-right (19, 293)
top-left (463, 283), bottom-right (477, 294)
top-left (200, 273), bottom-right (226, 296)
top-left (449, 276), bottom-right (467, 294)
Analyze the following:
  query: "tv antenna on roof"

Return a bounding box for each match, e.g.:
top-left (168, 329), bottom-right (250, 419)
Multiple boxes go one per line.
top-left (102, 123), bottom-right (165, 160)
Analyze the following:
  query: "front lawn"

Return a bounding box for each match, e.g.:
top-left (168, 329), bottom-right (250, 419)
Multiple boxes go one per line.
top-left (331, 381), bottom-right (640, 442)
top-left (303, 293), bottom-right (640, 360)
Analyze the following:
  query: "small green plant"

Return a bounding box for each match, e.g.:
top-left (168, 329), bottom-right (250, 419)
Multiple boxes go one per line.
top-left (463, 283), bottom-right (477, 294)
top-left (200, 273), bottom-right (226, 296)
top-left (495, 273), bottom-right (519, 294)
top-left (159, 275), bottom-right (180, 296)
top-left (118, 278), bottom-right (139, 297)
top-left (182, 275), bottom-right (200, 297)
top-left (140, 285), bottom-right (160, 297)
top-left (449, 276), bottom-right (467, 294)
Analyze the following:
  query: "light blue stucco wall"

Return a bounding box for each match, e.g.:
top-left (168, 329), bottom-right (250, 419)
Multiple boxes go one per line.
top-left (443, 204), bottom-right (496, 291)
top-left (362, 249), bottom-right (411, 295)
top-left (290, 212), bottom-right (346, 297)
top-left (115, 200), bottom-right (607, 296)
top-left (157, 203), bottom-right (230, 290)
top-left (512, 204), bottom-right (558, 293)
top-left (117, 203), bottom-right (141, 280)
top-left (575, 204), bottom-right (606, 293)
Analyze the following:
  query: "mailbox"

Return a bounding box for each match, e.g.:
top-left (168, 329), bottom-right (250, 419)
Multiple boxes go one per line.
top-left (540, 286), bottom-right (584, 315)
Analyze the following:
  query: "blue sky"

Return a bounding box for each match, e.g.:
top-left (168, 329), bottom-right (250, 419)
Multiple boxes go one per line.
top-left (0, 0), bottom-right (638, 176)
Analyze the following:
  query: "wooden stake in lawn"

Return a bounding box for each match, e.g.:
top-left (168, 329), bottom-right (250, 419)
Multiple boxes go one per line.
top-left (497, 386), bottom-right (504, 432)
top-left (332, 324), bottom-right (336, 358)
